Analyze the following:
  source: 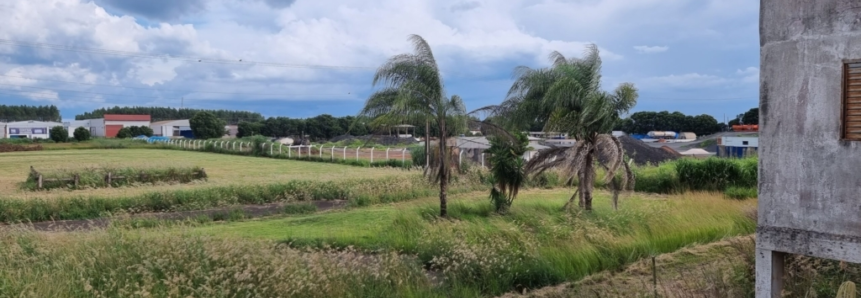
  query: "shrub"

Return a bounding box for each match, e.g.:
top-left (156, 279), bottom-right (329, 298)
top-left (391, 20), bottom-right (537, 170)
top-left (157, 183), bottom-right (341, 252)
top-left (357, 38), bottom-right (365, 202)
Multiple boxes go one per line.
top-left (49, 126), bottom-right (68, 143)
top-left (115, 127), bottom-right (133, 139)
top-left (409, 145), bottom-right (426, 167)
top-left (190, 111), bottom-right (227, 139)
top-left (127, 126), bottom-right (153, 137)
top-left (73, 127), bottom-right (91, 141)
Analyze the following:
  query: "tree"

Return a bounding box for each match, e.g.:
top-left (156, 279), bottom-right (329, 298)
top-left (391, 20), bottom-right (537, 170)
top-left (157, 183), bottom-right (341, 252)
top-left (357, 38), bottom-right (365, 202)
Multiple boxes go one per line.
top-left (73, 127), bottom-right (91, 141)
top-left (236, 121), bottom-right (263, 138)
top-left (357, 34), bottom-right (467, 217)
top-left (126, 126), bottom-right (153, 137)
top-left (486, 132), bottom-right (529, 213)
top-left (49, 126), bottom-right (68, 143)
top-left (479, 45), bottom-right (636, 211)
top-left (741, 108), bottom-right (758, 125)
top-left (190, 112), bottom-right (227, 139)
top-left (115, 127), bottom-right (132, 139)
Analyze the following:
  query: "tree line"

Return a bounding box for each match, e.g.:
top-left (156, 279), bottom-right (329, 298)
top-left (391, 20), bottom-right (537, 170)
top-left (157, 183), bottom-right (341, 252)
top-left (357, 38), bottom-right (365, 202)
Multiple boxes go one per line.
top-left (236, 115), bottom-right (371, 140)
top-left (75, 106), bottom-right (264, 124)
top-left (0, 105), bottom-right (61, 122)
top-left (614, 111), bottom-right (724, 137)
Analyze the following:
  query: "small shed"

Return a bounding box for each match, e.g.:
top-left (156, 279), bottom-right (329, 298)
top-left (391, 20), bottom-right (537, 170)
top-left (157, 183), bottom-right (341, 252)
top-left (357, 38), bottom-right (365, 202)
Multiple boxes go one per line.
top-left (150, 120), bottom-right (191, 137)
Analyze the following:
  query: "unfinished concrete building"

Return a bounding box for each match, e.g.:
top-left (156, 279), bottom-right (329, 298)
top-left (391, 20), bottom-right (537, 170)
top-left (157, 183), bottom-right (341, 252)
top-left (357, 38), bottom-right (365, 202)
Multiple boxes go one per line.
top-left (758, 0), bottom-right (861, 297)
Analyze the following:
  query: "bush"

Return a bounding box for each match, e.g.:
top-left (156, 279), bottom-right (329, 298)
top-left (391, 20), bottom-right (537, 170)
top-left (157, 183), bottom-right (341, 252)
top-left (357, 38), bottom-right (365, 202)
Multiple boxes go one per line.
top-left (115, 127), bottom-right (133, 139)
top-left (190, 111), bottom-right (227, 139)
top-left (724, 187), bottom-right (757, 200)
top-left (409, 145), bottom-right (426, 167)
top-left (73, 127), bottom-right (91, 141)
top-left (127, 126), bottom-right (153, 137)
top-left (49, 126), bottom-right (68, 143)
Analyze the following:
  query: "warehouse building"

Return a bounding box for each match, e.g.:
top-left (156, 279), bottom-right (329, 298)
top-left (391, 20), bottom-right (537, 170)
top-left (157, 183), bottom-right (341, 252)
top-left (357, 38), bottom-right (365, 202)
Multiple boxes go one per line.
top-left (63, 120), bottom-right (92, 138)
top-left (83, 114), bottom-right (151, 138)
top-left (150, 119), bottom-right (192, 138)
top-left (4, 120), bottom-right (63, 139)
top-left (716, 136), bottom-right (758, 158)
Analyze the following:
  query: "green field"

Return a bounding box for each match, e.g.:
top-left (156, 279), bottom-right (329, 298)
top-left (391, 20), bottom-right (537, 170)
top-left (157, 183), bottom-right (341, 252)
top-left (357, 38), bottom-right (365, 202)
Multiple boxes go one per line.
top-left (0, 149), bottom-right (412, 201)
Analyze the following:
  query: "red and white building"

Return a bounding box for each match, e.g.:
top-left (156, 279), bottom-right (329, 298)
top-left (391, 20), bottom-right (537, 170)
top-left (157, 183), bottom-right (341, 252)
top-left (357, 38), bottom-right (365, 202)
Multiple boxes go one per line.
top-left (81, 114), bottom-right (152, 138)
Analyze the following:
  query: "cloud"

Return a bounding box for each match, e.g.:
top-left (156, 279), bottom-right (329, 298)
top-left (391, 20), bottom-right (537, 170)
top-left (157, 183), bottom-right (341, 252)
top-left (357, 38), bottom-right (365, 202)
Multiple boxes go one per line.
top-left (94, 0), bottom-right (207, 21)
top-left (642, 73), bottom-right (729, 88)
top-left (736, 66), bottom-right (759, 83)
top-left (263, 0), bottom-right (296, 9)
top-left (633, 45), bottom-right (669, 53)
top-left (450, 1), bottom-right (481, 12)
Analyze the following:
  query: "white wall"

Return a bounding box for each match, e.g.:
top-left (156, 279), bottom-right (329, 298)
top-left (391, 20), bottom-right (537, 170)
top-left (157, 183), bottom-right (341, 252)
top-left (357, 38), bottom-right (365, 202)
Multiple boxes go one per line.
top-left (89, 119), bottom-right (106, 137)
top-left (721, 136), bottom-right (758, 147)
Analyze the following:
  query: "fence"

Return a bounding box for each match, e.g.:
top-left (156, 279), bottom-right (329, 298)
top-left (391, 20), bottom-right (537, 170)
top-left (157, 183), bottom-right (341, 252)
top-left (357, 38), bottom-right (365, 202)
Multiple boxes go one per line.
top-left (149, 139), bottom-right (414, 164)
top-left (28, 166), bottom-right (207, 190)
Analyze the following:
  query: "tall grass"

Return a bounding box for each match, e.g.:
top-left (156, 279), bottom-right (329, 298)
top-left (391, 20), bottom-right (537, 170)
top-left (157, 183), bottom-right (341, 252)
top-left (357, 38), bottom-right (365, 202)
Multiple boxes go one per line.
top-left (23, 166), bottom-right (207, 191)
top-left (631, 157), bottom-right (758, 195)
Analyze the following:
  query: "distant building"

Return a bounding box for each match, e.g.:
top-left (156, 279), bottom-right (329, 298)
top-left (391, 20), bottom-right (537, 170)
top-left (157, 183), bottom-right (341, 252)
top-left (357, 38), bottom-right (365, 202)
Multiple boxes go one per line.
top-left (4, 120), bottom-right (62, 139)
top-left (224, 125), bottom-right (238, 138)
top-left (0, 122), bottom-right (5, 138)
top-left (150, 120), bottom-right (192, 137)
top-left (63, 120), bottom-right (91, 138)
top-left (716, 136), bottom-right (758, 158)
top-left (80, 114), bottom-right (152, 138)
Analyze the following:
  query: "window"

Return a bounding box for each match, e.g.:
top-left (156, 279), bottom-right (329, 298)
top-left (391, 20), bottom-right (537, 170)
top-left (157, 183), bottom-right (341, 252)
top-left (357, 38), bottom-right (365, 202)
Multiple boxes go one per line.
top-left (743, 141), bottom-right (749, 145)
top-left (843, 61), bottom-right (861, 140)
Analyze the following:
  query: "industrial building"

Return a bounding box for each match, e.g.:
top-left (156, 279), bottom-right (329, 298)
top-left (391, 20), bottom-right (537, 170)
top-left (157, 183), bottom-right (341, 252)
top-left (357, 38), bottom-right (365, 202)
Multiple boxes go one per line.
top-left (150, 120), bottom-right (192, 138)
top-left (63, 120), bottom-right (92, 138)
top-left (716, 136), bottom-right (758, 158)
top-left (757, 0), bottom-right (861, 296)
top-left (81, 114), bottom-right (151, 138)
top-left (3, 120), bottom-right (63, 139)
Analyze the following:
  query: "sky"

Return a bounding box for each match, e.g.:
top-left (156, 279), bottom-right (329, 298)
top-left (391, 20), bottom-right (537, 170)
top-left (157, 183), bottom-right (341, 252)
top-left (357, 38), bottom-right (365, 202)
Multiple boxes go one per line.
top-left (0, 0), bottom-right (759, 122)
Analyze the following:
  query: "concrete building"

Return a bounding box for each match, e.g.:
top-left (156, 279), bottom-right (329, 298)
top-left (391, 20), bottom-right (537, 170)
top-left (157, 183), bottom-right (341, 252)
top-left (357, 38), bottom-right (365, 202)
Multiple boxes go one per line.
top-left (4, 120), bottom-right (62, 139)
top-left (0, 122), bottom-right (5, 138)
top-left (83, 114), bottom-right (151, 138)
top-left (63, 120), bottom-right (92, 138)
top-left (150, 120), bottom-right (191, 137)
top-left (758, 1), bottom-right (861, 297)
top-left (716, 136), bottom-right (759, 158)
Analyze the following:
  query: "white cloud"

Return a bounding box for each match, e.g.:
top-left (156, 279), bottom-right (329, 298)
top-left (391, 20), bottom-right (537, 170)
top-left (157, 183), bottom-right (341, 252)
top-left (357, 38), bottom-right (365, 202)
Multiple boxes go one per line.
top-left (736, 66), bottom-right (759, 83)
top-left (642, 73), bottom-right (729, 88)
top-left (633, 45), bottom-right (669, 53)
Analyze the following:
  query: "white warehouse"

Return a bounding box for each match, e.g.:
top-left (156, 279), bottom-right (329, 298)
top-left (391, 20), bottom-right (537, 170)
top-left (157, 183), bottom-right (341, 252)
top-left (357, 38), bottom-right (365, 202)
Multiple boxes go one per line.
top-left (150, 120), bottom-right (191, 137)
top-left (4, 120), bottom-right (63, 139)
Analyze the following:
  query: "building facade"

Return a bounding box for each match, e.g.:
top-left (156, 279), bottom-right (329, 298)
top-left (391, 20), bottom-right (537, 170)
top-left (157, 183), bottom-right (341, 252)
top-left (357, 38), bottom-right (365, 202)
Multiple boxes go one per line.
top-left (82, 114), bottom-right (151, 138)
top-left (4, 120), bottom-right (62, 139)
top-left (150, 120), bottom-right (191, 137)
top-left (758, 0), bottom-right (861, 297)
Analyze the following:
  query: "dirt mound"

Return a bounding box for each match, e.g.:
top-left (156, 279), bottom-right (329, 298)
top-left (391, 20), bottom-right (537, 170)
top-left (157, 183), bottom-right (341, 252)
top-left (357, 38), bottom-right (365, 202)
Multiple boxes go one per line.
top-left (618, 136), bottom-right (678, 166)
top-left (0, 143), bottom-right (42, 153)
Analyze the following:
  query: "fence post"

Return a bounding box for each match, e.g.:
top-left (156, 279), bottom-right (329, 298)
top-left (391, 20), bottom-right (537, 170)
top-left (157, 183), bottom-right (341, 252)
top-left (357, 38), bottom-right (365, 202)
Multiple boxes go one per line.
top-left (279, 143), bottom-right (282, 155)
top-left (37, 174), bottom-right (43, 189)
top-left (459, 149), bottom-right (464, 167)
top-left (481, 153), bottom-right (485, 168)
top-left (370, 147), bottom-right (374, 163)
top-left (288, 146), bottom-right (292, 157)
top-left (74, 174), bottom-right (79, 188)
top-left (270, 143), bottom-right (273, 155)
top-left (356, 146), bottom-right (361, 161)
top-left (240, 142), bottom-right (244, 151)
top-left (232, 142), bottom-right (236, 150)
top-left (319, 145), bottom-right (323, 158)
top-left (386, 148), bottom-right (390, 160)
top-left (331, 146), bottom-right (335, 160)
top-left (343, 146), bottom-right (347, 160)
top-left (106, 172), bottom-right (112, 186)
top-left (402, 148), bottom-right (407, 164)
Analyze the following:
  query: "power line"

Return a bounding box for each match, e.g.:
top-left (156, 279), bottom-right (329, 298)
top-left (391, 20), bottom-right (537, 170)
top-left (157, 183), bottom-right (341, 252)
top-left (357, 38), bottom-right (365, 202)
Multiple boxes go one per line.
top-left (0, 39), bottom-right (377, 70)
top-left (0, 74), bottom-right (358, 97)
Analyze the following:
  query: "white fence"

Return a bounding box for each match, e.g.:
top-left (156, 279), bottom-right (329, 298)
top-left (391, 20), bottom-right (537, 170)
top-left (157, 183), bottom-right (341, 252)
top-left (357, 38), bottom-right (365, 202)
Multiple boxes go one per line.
top-left (150, 139), bottom-right (413, 164)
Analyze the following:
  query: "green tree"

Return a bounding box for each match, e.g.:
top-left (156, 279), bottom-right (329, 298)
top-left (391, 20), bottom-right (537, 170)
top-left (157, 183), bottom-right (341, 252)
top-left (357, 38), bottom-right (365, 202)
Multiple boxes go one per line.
top-left (482, 45), bottom-right (636, 211)
top-left (190, 112), bottom-right (227, 139)
top-left (236, 121), bottom-right (263, 138)
top-left (486, 132), bottom-right (529, 213)
top-left (115, 127), bottom-right (132, 139)
top-left (357, 34), bottom-right (467, 217)
top-left (741, 108), bottom-right (758, 125)
top-left (73, 127), bottom-right (91, 141)
top-left (49, 126), bottom-right (68, 143)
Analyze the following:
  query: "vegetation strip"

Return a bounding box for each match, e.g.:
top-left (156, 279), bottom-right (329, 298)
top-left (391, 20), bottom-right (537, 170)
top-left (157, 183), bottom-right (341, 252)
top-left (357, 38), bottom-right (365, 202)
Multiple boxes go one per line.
top-left (24, 166), bottom-right (207, 191)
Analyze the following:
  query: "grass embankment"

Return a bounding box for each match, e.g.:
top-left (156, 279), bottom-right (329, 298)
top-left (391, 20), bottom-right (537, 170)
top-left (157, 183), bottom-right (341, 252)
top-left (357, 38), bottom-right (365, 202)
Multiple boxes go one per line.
top-left (23, 166), bottom-right (207, 191)
top-left (185, 190), bottom-right (756, 296)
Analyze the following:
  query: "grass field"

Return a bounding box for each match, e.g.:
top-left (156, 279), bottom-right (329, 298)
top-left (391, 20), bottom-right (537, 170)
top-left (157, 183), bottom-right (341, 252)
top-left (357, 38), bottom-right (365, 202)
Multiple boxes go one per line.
top-left (0, 149), bottom-right (413, 201)
top-left (0, 189), bottom-right (756, 297)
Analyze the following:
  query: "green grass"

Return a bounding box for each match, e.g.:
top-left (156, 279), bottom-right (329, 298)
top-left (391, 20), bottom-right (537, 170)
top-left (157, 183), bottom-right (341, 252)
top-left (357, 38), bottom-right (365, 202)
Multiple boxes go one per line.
top-left (187, 189), bottom-right (757, 296)
top-left (23, 166), bottom-right (207, 191)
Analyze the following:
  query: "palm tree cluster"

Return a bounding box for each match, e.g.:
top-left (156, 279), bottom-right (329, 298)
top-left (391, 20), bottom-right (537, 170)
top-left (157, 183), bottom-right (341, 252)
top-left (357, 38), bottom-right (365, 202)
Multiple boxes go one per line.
top-left (359, 35), bottom-right (638, 216)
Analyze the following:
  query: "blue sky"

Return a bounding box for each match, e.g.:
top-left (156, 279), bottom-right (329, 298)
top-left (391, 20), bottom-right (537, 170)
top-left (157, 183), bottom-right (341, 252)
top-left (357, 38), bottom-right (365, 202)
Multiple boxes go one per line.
top-left (0, 0), bottom-right (759, 122)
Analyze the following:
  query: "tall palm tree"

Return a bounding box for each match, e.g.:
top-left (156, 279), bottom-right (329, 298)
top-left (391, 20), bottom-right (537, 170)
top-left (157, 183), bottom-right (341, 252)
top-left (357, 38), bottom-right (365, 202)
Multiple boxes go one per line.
top-left (358, 34), bottom-right (466, 217)
top-left (476, 44), bottom-right (637, 211)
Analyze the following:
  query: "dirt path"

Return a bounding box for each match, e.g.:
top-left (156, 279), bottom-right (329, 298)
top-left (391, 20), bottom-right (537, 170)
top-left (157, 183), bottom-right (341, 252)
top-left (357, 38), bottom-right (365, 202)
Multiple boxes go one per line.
top-left (5, 200), bottom-right (350, 232)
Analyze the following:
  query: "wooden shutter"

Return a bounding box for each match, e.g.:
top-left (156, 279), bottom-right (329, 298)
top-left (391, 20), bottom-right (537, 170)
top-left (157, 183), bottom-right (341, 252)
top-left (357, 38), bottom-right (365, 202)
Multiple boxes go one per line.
top-left (844, 61), bottom-right (861, 140)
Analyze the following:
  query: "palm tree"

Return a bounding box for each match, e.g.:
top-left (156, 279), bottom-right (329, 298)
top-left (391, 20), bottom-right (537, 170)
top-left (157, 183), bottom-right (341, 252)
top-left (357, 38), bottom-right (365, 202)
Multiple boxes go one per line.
top-left (358, 34), bottom-right (466, 217)
top-left (486, 132), bottom-right (529, 213)
top-left (477, 44), bottom-right (637, 211)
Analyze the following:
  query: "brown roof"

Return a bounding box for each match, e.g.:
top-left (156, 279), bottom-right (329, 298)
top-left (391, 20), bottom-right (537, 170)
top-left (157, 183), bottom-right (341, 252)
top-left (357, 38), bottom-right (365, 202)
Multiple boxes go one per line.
top-left (104, 114), bottom-right (151, 121)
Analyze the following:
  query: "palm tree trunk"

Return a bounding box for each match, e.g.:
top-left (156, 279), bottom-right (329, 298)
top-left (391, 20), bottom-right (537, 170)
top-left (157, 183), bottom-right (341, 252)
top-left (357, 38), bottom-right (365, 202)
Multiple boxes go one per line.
top-left (438, 119), bottom-right (448, 217)
top-left (583, 149), bottom-right (595, 211)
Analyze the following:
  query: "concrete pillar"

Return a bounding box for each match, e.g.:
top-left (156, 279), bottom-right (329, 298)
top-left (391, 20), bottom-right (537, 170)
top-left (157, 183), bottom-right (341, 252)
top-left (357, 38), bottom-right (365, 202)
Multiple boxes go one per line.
top-left (756, 248), bottom-right (785, 298)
